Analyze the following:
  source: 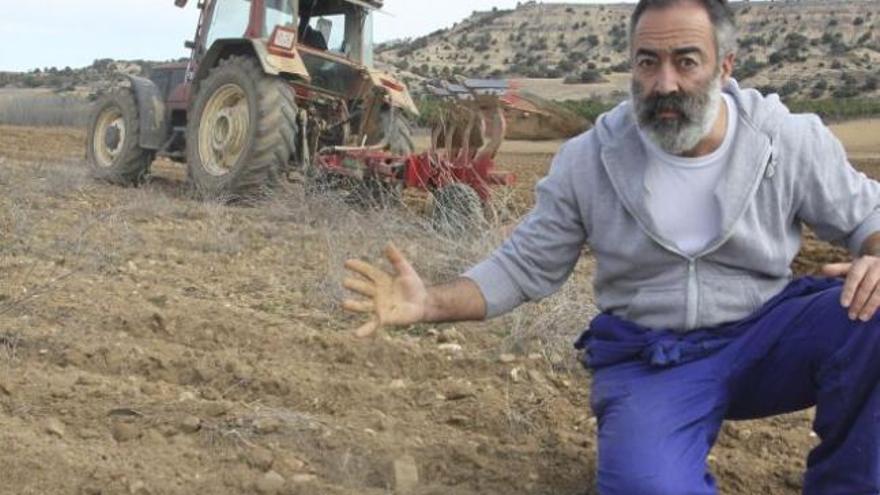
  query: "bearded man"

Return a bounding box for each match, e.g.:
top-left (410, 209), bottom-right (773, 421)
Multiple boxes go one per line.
top-left (342, 0), bottom-right (880, 492)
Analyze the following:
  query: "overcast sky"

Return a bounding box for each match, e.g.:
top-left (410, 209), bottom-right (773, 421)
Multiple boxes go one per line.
top-left (0, 0), bottom-right (635, 72)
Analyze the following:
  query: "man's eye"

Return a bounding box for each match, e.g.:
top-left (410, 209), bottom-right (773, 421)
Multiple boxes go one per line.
top-left (679, 58), bottom-right (698, 69)
top-left (637, 58), bottom-right (656, 68)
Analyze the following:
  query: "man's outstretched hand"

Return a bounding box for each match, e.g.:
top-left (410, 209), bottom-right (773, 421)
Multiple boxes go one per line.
top-left (343, 243), bottom-right (429, 337)
top-left (822, 255), bottom-right (880, 321)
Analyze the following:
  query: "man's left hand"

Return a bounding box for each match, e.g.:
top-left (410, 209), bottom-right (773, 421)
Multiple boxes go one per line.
top-left (822, 255), bottom-right (880, 321)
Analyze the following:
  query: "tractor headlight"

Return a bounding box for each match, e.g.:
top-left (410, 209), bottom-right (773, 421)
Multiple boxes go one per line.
top-left (270, 27), bottom-right (297, 51)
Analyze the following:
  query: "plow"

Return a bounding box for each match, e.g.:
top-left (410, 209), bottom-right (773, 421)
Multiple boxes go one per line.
top-left (315, 79), bottom-right (536, 226)
top-left (84, 0), bottom-right (572, 228)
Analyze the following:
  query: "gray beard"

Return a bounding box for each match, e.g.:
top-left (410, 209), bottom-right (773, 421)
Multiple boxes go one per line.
top-left (631, 76), bottom-right (723, 156)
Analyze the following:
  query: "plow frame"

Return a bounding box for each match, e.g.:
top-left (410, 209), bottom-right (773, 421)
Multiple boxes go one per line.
top-left (314, 79), bottom-right (518, 202)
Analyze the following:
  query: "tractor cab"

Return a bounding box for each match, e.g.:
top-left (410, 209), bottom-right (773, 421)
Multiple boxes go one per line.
top-left (191, 0), bottom-right (376, 69)
top-left (298, 0), bottom-right (375, 66)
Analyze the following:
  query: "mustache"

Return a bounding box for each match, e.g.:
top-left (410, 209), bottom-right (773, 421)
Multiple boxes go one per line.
top-left (639, 92), bottom-right (699, 123)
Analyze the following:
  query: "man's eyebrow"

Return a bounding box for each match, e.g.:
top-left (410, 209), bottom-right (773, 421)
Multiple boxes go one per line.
top-left (634, 48), bottom-right (660, 58)
top-left (635, 46), bottom-right (705, 58)
top-left (672, 46), bottom-right (704, 57)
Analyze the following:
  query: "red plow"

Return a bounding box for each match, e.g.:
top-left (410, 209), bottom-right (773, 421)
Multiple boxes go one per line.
top-left (314, 79), bottom-right (538, 220)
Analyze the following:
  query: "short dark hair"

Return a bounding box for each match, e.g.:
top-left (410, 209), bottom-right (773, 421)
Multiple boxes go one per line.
top-left (629, 0), bottom-right (738, 58)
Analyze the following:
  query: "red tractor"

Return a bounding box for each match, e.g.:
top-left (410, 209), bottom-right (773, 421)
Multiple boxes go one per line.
top-left (86, 0), bottom-right (514, 224)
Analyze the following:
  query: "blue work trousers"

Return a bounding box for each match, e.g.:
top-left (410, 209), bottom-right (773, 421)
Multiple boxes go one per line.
top-left (575, 277), bottom-right (880, 495)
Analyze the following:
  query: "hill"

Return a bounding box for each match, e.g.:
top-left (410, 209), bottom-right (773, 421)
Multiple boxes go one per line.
top-left (0, 58), bottom-right (184, 96)
top-left (376, 0), bottom-right (880, 101)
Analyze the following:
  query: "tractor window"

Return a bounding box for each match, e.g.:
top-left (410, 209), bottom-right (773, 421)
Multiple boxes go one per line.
top-left (308, 15), bottom-right (346, 54)
top-left (362, 11), bottom-right (374, 67)
top-left (205, 0), bottom-right (252, 47)
top-left (264, 0), bottom-right (295, 35)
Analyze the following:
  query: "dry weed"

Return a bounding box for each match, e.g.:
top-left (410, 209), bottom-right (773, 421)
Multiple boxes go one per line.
top-left (0, 93), bottom-right (90, 128)
top-left (294, 176), bottom-right (598, 363)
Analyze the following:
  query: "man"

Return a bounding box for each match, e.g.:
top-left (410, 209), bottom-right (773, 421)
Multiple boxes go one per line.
top-left (342, 0), bottom-right (880, 493)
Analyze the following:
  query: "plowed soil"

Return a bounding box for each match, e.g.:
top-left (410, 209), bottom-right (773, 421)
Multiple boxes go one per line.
top-left (0, 123), bottom-right (877, 495)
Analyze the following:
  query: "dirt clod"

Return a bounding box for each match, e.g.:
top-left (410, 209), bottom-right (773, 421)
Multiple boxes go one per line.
top-left (243, 447), bottom-right (275, 472)
top-left (111, 421), bottom-right (140, 443)
top-left (291, 473), bottom-right (317, 484)
top-left (392, 455), bottom-right (419, 495)
top-left (179, 416), bottom-right (201, 434)
top-left (499, 353), bottom-right (517, 363)
top-left (255, 470), bottom-right (285, 494)
top-left (45, 418), bottom-right (65, 438)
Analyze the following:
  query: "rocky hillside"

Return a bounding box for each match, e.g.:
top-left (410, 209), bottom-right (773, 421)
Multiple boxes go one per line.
top-left (377, 0), bottom-right (880, 101)
top-left (0, 59), bottom-right (184, 96)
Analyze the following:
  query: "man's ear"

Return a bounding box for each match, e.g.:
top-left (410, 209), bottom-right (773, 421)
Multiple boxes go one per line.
top-left (721, 52), bottom-right (736, 83)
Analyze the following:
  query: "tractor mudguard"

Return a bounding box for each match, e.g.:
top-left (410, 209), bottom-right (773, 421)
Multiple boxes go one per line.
top-left (126, 75), bottom-right (168, 150)
top-left (195, 39), bottom-right (310, 84)
top-left (366, 70), bottom-right (419, 117)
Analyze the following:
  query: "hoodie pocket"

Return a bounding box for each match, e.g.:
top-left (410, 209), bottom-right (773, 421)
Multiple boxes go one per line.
top-left (623, 285), bottom-right (686, 328)
top-left (700, 276), bottom-right (764, 325)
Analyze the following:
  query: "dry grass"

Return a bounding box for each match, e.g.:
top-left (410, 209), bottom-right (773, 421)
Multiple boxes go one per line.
top-left (0, 122), bottom-right (595, 378)
top-left (0, 91), bottom-right (90, 128)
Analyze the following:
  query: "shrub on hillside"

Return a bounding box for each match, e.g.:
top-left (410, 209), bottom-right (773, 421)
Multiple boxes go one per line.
top-left (734, 56), bottom-right (765, 80)
top-left (558, 98), bottom-right (616, 122)
top-left (563, 69), bottom-right (607, 85)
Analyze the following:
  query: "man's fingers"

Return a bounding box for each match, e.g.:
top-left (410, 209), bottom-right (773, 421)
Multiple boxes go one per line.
top-left (355, 318), bottom-right (381, 338)
top-left (858, 284), bottom-right (880, 322)
top-left (848, 261), bottom-right (880, 318)
top-left (821, 262), bottom-right (851, 278)
top-left (385, 242), bottom-right (415, 276)
top-left (343, 277), bottom-right (376, 297)
top-left (841, 259), bottom-right (870, 309)
top-left (342, 298), bottom-right (375, 314)
top-left (344, 259), bottom-right (386, 283)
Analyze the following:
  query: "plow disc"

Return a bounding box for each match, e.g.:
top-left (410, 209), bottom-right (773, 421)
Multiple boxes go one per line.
top-left (315, 79), bottom-right (523, 205)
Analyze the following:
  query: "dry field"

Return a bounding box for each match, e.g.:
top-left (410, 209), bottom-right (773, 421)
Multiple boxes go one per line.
top-left (0, 121), bottom-right (878, 495)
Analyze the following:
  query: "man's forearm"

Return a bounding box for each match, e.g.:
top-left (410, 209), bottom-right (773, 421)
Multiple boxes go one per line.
top-left (423, 277), bottom-right (487, 323)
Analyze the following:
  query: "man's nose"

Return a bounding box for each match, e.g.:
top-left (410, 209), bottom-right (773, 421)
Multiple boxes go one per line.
top-left (654, 63), bottom-right (680, 95)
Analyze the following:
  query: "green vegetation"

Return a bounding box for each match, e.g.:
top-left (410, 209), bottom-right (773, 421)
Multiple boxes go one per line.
top-left (786, 97), bottom-right (880, 121)
top-left (562, 69), bottom-right (606, 85)
top-left (558, 98), bottom-right (618, 123)
top-left (414, 98), bottom-right (446, 127)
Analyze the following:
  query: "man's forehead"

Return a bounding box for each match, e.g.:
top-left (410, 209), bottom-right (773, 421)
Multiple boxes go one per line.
top-left (633, 4), bottom-right (715, 54)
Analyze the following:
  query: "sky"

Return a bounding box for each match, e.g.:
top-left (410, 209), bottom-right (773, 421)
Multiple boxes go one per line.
top-left (0, 0), bottom-right (635, 72)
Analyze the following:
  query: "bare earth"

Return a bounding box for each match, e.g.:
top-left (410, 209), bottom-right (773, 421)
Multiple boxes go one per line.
top-left (1, 122), bottom-right (879, 494)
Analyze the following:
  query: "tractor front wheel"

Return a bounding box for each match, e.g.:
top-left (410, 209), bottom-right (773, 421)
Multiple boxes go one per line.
top-left (85, 89), bottom-right (153, 185)
top-left (186, 56), bottom-right (298, 201)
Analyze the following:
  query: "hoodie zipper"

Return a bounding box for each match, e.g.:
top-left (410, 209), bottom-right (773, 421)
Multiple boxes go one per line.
top-left (686, 259), bottom-right (699, 329)
top-left (684, 145), bottom-right (774, 329)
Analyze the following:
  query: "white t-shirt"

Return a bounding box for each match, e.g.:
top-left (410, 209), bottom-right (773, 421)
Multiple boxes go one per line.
top-left (640, 94), bottom-right (738, 256)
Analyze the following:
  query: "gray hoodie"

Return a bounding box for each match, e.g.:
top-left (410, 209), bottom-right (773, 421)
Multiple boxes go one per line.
top-left (464, 80), bottom-right (880, 331)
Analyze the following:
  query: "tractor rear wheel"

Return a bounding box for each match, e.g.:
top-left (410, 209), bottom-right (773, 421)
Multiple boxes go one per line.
top-left (431, 183), bottom-right (486, 235)
top-left (380, 107), bottom-right (414, 156)
top-left (186, 56), bottom-right (297, 201)
top-left (85, 89), bottom-right (153, 185)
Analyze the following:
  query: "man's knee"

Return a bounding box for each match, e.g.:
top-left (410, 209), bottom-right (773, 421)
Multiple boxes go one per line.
top-left (598, 432), bottom-right (714, 495)
top-left (597, 469), bottom-right (713, 495)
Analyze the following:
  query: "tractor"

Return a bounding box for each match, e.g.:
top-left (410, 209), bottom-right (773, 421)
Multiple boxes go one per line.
top-left (86, 0), bottom-right (417, 200)
top-left (86, 0), bottom-right (517, 230)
